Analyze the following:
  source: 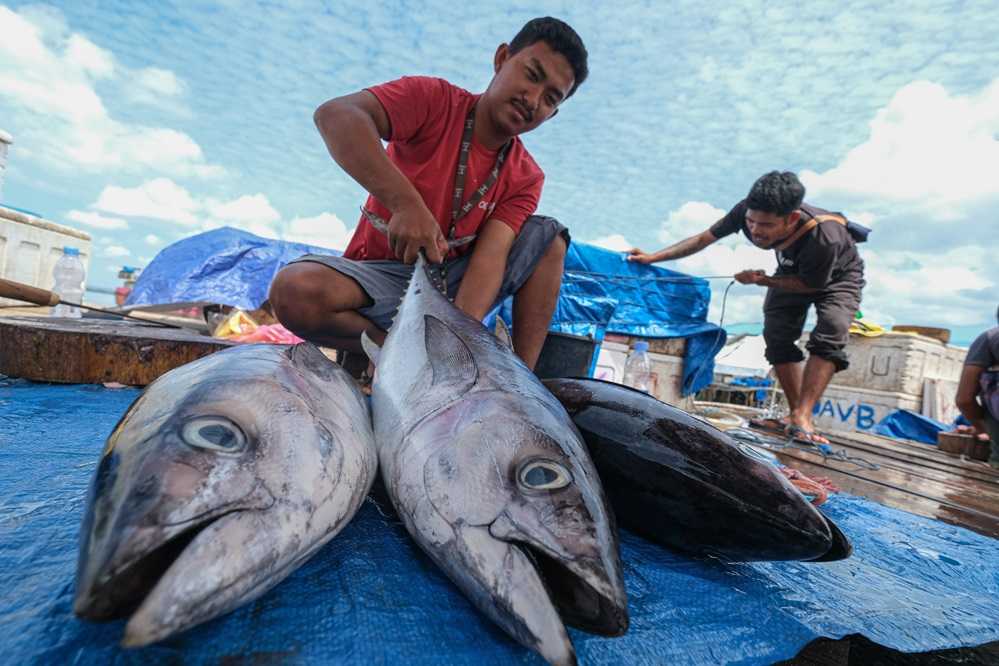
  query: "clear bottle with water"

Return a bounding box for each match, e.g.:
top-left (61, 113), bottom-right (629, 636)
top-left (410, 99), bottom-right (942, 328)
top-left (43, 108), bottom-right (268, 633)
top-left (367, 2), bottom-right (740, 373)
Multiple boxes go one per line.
top-left (51, 246), bottom-right (85, 318)
top-left (623, 341), bottom-right (654, 394)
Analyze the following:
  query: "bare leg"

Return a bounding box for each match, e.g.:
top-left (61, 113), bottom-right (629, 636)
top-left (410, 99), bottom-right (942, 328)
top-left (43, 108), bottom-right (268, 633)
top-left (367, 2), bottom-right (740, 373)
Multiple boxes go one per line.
top-left (512, 236), bottom-right (566, 371)
top-left (772, 361), bottom-right (805, 413)
top-left (788, 355), bottom-right (837, 434)
top-left (268, 262), bottom-right (385, 352)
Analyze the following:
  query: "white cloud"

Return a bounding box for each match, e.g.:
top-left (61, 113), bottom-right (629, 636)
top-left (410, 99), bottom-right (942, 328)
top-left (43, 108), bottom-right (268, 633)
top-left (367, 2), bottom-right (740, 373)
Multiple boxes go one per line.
top-left (65, 210), bottom-right (129, 230)
top-left (81, 178), bottom-right (352, 251)
top-left (135, 67), bottom-right (184, 96)
top-left (800, 77), bottom-right (999, 324)
top-left (586, 234), bottom-right (633, 252)
top-left (65, 34), bottom-right (114, 78)
top-left (657, 201), bottom-right (727, 244)
top-left (802, 79), bottom-right (999, 218)
top-left (94, 179), bottom-right (200, 226)
top-left (206, 194), bottom-right (280, 225)
top-left (103, 245), bottom-right (129, 258)
top-left (284, 212), bottom-right (354, 250)
top-left (0, 6), bottom-right (220, 178)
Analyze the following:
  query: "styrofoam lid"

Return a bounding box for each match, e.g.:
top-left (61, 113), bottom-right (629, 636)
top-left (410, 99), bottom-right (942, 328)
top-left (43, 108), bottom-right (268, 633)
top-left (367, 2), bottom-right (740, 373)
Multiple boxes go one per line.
top-left (0, 129), bottom-right (12, 145)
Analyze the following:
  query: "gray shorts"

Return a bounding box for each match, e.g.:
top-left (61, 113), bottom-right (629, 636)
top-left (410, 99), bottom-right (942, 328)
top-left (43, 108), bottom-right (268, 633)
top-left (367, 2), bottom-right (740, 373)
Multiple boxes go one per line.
top-left (291, 214), bottom-right (569, 331)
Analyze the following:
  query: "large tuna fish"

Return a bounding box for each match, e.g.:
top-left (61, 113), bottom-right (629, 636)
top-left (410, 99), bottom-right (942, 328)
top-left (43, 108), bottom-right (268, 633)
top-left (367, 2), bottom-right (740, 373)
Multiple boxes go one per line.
top-left (364, 256), bottom-right (628, 666)
top-left (542, 378), bottom-right (852, 562)
top-left (74, 343), bottom-right (378, 646)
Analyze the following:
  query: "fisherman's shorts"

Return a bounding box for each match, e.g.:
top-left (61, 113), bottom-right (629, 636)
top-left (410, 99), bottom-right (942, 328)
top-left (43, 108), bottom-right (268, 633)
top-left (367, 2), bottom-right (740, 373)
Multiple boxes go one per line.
top-left (291, 215), bottom-right (569, 331)
top-left (762, 277), bottom-right (863, 372)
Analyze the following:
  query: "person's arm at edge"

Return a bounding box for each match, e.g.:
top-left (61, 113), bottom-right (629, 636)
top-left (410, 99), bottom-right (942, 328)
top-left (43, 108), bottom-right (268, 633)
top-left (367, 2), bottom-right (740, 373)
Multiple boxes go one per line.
top-left (627, 228), bottom-right (720, 264)
top-left (453, 218), bottom-right (516, 320)
top-left (956, 364), bottom-right (987, 433)
top-left (314, 91), bottom-right (447, 263)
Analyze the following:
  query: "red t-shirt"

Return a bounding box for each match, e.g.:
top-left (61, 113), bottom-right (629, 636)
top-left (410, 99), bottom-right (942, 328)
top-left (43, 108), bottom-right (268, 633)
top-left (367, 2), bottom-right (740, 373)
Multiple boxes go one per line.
top-left (343, 76), bottom-right (545, 260)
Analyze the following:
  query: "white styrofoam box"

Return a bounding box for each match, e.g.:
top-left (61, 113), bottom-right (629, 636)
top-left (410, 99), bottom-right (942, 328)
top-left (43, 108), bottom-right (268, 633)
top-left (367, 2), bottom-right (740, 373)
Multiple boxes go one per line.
top-left (594, 339), bottom-right (691, 409)
top-left (922, 377), bottom-right (960, 425)
top-left (811, 383), bottom-right (921, 434)
top-left (0, 205), bottom-right (91, 306)
top-left (808, 331), bottom-right (966, 396)
top-left (0, 129), bottom-right (10, 201)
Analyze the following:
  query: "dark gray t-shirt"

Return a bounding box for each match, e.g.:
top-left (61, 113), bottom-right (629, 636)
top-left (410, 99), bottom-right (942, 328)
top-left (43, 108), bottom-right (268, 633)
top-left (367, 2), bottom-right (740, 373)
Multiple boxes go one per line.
top-left (710, 200), bottom-right (865, 289)
top-left (965, 326), bottom-right (999, 368)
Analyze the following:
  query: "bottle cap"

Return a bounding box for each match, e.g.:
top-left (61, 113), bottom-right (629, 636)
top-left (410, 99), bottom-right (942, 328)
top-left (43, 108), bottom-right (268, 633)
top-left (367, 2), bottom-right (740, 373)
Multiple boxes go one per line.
top-left (63, 246), bottom-right (80, 256)
top-left (633, 341), bottom-right (649, 353)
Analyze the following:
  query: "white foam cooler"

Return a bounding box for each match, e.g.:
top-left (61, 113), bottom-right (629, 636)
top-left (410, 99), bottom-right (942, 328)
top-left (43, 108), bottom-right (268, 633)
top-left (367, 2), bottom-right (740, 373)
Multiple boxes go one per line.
top-left (0, 205), bottom-right (92, 306)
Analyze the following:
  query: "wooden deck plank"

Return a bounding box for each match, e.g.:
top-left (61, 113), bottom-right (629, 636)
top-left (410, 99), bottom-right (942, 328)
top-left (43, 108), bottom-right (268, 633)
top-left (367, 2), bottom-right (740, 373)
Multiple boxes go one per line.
top-left (737, 428), bottom-right (999, 539)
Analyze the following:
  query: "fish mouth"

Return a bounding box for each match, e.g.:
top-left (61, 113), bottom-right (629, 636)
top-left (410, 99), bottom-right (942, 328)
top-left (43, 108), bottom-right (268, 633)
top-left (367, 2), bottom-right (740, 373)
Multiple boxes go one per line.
top-left (518, 542), bottom-right (629, 636)
top-left (74, 509), bottom-right (241, 622)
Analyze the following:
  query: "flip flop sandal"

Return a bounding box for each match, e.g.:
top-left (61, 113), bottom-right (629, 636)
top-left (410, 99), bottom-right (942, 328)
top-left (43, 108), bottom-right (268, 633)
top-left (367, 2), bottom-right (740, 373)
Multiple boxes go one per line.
top-left (749, 417), bottom-right (790, 435)
top-left (784, 424), bottom-right (831, 446)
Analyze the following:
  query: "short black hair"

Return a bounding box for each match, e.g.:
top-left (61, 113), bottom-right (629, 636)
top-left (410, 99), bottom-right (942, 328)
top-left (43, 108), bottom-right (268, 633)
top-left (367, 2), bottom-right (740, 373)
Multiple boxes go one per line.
top-left (509, 17), bottom-right (588, 98)
top-left (746, 171), bottom-right (806, 216)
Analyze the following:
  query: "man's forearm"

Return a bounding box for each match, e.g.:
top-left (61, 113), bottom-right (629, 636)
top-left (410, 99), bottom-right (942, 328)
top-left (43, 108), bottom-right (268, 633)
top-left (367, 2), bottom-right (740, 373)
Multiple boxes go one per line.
top-left (453, 220), bottom-right (515, 320)
top-left (653, 234), bottom-right (708, 261)
top-left (315, 102), bottom-right (422, 212)
top-left (759, 275), bottom-right (817, 293)
top-left (454, 255), bottom-right (504, 321)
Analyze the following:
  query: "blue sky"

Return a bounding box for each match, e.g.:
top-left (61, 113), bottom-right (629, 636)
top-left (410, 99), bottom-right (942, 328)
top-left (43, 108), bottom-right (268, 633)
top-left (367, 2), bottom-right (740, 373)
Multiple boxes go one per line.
top-left (1, 1), bottom-right (997, 342)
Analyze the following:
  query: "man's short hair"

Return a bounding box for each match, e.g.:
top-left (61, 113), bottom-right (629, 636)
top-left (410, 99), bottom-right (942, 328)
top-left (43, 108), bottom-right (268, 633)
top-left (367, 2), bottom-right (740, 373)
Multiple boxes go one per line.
top-left (509, 17), bottom-right (588, 98)
top-left (746, 171), bottom-right (806, 216)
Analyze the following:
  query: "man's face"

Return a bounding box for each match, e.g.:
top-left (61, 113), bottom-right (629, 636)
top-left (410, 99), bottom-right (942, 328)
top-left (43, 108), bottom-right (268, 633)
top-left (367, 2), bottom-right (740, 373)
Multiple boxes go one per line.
top-left (483, 40), bottom-right (575, 137)
top-left (745, 209), bottom-right (799, 249)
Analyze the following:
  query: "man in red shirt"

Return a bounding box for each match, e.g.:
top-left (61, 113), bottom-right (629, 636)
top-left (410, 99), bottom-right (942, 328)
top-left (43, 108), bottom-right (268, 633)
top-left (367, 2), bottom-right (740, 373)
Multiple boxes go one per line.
top-left (269, 17), bottom-right (587, 373)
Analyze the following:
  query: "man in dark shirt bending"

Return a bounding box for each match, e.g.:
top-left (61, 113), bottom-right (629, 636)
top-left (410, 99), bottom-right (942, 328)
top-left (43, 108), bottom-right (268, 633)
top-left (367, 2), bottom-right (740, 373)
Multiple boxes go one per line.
top-left (629, 171), bottom-right (865, 443)
top-left (956, 311), bottom-right (999, 468)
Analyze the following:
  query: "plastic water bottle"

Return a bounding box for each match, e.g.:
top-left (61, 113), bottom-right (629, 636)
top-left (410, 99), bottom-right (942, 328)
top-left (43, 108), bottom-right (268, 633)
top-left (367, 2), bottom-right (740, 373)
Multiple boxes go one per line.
top-left (51, 247), bottom-right (85, 318)
top-left (623, 341), bottom-right (654, 394)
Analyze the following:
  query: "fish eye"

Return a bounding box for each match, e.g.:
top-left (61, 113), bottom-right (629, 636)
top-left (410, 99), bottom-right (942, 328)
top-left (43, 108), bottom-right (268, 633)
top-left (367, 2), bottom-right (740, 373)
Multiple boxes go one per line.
top-left (181, 417), bottom-right (246, 454)
top-left (517, 459), bottom-right (572, 491)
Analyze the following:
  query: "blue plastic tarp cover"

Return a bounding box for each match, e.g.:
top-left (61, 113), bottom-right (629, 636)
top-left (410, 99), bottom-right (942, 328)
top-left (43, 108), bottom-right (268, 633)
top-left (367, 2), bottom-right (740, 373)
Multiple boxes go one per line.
top-left (127, 228), bottom-right (725, 395)
top-left (126, 227), bottom-right (336, 311)
top-left (2, 380), bottom-right (999, 665)
top-left (563, 243), bottom-right (727, 394)
top-left (873, 409), bottom-right (948, 445)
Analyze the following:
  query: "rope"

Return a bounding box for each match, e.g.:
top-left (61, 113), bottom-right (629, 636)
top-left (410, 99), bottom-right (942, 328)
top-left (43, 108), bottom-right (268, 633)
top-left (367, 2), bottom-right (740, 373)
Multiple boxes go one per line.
top-left (566, 270), bottom-right (735, 283)
top-left (726, 428), bottom-right (881, 471)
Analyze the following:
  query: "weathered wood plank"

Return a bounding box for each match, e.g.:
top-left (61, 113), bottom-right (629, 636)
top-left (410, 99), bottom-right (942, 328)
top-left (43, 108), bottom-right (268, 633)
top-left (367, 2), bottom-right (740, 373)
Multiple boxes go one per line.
top-left (0, 316), bottom-right (231, 386)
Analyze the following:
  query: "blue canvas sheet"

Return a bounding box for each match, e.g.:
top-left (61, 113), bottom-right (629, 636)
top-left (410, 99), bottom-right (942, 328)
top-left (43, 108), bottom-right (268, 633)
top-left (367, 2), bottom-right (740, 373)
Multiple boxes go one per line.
top-left (126, 228), bottom-right (725, 395)
top-left (2, 380), bottom-right (998, 664)
top-left (874, 409), bottom-right (948, 445)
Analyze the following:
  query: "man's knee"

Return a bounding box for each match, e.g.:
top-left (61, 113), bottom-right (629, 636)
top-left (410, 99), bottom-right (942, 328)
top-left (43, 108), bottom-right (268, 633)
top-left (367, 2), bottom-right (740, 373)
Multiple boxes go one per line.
top-left (270, 262), bottom-right (371, 332)
top-left (541, 232), bottom-right (568, 266)
top-left (805, 341), bottom-right (849, 372)
top-left (764, 339), bottom-right (805, 366)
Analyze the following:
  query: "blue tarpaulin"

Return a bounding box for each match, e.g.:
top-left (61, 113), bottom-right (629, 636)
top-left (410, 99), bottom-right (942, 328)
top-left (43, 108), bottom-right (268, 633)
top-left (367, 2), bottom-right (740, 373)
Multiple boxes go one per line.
top-left (2, 379), bottom-right (999, 664)
top-left (873, 409), bottom-right (948, 445)
top-left (126, 227), bottom-right (337, 311)
top-left (127, 228), bottom-right (725, 395)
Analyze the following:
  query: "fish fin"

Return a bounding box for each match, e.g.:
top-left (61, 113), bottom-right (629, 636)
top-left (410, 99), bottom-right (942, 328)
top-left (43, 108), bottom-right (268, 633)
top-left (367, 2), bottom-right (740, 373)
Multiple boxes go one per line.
top-left (424, 315), bottom-right (478, 388)
top-left (286, 342), bottom-right (337, 375)
top-left (360, 331), bottom-right (381, 366)
top-left (494, 316), bottom-right (514, 351)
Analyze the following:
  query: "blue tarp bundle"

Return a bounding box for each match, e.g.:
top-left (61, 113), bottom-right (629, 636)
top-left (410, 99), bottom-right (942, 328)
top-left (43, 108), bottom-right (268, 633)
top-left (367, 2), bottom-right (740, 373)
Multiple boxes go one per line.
top-left (561, 243), bottom-right (726, 395)
top-left (126, 228), bottom-right (725, 395)
top-left (873, 409), bottom-right (948, 445)
top-left (2, 379), bottom-right (999, 664)
top-left (126, 227), bottom-right (336, 311)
